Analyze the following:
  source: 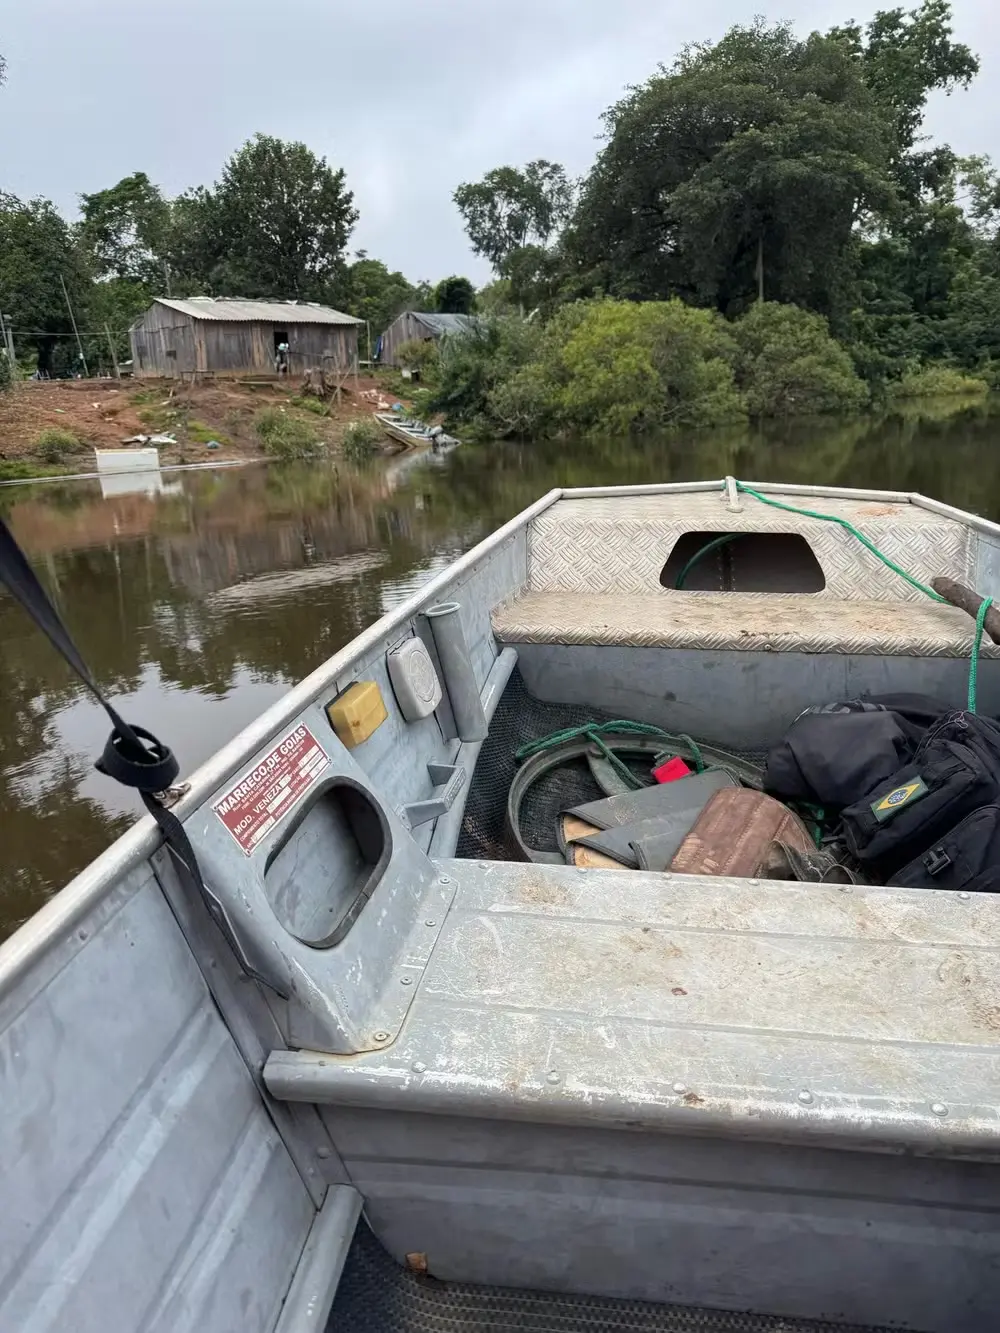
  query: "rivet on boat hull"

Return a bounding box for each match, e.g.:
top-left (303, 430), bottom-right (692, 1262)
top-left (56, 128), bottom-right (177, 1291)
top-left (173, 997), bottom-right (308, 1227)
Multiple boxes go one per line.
top-left (798, 1090), bottom-right (814, 1105)
top-left (373, 1031), bottom-right (390, 1043)
top-left (931, 1103), bottom-right (949, 1117)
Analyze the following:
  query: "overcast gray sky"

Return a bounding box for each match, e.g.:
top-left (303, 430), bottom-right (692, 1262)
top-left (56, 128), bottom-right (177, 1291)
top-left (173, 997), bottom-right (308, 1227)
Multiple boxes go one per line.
top-left (2, 0), bottom-right (995, 286)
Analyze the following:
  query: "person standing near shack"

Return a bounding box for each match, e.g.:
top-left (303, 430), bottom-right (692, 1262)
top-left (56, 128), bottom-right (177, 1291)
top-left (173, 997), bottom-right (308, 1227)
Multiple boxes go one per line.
top-left (275, 340), bottom-right (290, 376)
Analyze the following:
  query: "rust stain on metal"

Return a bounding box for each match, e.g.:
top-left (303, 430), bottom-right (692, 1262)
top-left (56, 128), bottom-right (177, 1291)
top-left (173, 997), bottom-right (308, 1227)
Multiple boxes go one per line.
top-left (671, 987), bottom-right (688, 996)
top-left (683, 1091), bottom-right (705, 1106)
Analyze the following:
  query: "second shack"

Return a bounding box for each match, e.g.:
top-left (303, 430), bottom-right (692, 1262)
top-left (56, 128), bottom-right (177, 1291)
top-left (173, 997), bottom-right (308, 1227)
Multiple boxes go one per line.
top-left (130, 297), bottom-right (363, 379)
top-left (378, 312), bottom-right (480, 369)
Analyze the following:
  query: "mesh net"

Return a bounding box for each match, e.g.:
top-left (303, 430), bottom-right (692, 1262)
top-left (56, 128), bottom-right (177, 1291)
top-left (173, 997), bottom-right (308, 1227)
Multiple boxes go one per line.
top-left (456, 669), bottom-right (627, 861)
top-left (456, 669), bottom-right (763, 862)
top-left (328, 1223), bottom-right (894, 1333)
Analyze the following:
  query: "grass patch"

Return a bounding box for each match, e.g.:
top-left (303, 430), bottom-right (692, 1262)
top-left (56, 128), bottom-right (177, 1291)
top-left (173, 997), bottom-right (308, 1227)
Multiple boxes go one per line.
top-left (254, 406), bottom-right (322, 459)
top-left (890, 365), bottom-right (990, 398)
top-left (341, 418), bottom-right (385, 463)
top-left (137, 405), bottom-right (174, 430)
top-left (290, 395), bottom-right (331, 417)
top-left (129, 387), bottom-right (165, 406)
top-left (35, 427), bottom-right (88, 463)
top-left (186, 419), bottom-right (230, 446)
top-left (0, 460), bottom-right (70, 482)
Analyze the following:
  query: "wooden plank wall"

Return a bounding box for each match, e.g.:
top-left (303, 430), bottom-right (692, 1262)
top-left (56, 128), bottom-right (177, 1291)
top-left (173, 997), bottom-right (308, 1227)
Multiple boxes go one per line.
top-left (380, 312), bottom-right (433, 368)
top-left (131, 308), bottom-right (360, 378)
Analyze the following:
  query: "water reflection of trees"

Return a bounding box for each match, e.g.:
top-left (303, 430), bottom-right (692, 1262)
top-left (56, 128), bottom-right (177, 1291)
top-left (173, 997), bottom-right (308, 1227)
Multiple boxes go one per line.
top-left (3, 401), bottom-right (1000, 934)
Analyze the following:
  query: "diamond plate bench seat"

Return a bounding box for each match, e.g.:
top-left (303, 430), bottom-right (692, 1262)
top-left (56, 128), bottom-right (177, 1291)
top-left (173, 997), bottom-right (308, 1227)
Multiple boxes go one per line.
top-left (492, 590), bottom-right (1000, 658)
top-left (527, 492), bottom-right (976, 602)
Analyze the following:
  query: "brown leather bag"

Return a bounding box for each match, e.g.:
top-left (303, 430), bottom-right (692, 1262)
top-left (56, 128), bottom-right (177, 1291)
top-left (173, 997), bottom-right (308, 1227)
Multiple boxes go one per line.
top-left (669, 787), bottom-right (814, 878)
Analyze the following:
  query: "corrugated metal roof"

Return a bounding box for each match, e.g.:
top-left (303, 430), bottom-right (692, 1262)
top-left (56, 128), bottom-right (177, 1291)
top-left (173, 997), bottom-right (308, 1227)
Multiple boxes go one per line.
top-left (153, 297), bottom-right (362, 325)
top-left (409, 312), bottom-right (481, 336)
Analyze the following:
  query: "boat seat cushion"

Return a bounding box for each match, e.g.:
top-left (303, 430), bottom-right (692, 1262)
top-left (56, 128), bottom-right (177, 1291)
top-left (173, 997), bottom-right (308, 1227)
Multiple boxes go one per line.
top-left (492, 590), bottom-right (1000, 659)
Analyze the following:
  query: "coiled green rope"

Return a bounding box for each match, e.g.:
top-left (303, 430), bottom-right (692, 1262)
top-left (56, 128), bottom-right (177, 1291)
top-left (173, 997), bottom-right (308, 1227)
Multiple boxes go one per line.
top-left (516, 720), bottom-right (705, 791)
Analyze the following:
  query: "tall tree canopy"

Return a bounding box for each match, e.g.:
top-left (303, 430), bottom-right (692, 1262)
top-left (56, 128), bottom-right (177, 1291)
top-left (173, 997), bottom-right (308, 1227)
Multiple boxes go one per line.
top-left (434, 275), bottom-right (476, 313)
top-left (174, 135), bottom-right (359, 299)
top-left (454, 161), bottom-right (573, 271)
top-left (830, 0), bottom-right (978, 200)
top-left (570, 20), bottom-right (896, 317)
top-left (336, 254), bottom-right (421, 336)
top-left (79, 172), bottom-right (171, 285)
top-left (0, 194), bottom-right (92, 372)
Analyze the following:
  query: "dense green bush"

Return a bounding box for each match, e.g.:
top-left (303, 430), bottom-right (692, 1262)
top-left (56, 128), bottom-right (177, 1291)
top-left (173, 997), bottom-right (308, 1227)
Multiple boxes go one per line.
top-left (34, 427), bottom-right (87, 463)
top-left (254, 407), bottom-right (322, 459)
top-left (889, 364), bottom-right (990, 398)
top-left (732, 303), bottom-right (869, 416)
top-left (430, 317), bottom-right (542, 431)
top-left (394, 338), bottom-right (440, 374)
top-left (433, 301), bottom-right (746, 438)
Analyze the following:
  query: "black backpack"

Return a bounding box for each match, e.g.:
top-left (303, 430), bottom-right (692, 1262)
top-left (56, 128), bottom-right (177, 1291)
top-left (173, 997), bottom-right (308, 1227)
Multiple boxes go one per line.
top-left (840, 712), bottom-right (1000, 885)
top-left (764, 695), bottom-right (950, 810)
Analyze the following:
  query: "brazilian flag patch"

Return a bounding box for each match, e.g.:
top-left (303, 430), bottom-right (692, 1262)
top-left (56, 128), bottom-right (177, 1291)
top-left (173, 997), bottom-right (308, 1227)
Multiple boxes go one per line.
top-left (871, 776), bottom-right (929, 823)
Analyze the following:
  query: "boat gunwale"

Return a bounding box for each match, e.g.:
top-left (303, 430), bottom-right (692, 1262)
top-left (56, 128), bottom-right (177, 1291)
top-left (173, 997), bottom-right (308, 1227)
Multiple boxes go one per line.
top-left (0, 487), bottom-right (564, 993)
top-left (6, 477), bottom-right (1000, 992)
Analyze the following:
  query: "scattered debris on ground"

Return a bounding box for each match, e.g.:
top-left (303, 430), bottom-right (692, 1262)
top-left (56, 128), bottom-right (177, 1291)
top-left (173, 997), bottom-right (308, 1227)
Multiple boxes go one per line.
top-left (0, 374), bottom-right (413, 479)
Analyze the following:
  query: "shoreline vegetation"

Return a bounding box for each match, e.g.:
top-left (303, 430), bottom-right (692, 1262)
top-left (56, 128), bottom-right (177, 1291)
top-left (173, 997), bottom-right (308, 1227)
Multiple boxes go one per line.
top-left (3, 2), bottom-right (1000, 460)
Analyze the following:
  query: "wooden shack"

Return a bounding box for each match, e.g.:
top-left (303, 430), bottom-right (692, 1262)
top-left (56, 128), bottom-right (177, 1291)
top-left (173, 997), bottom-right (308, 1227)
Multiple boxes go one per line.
top-left (378, 311), bottom-right (480, 368)
top-left (129, 298), bottom-right (362, 379)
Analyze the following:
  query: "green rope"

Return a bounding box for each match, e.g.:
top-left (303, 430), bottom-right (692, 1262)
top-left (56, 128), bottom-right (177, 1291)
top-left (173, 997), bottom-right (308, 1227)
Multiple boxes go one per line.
top-left (516, 720), bottom-right (706, 791)
top-left (968, 596), bottom-right (993, 713)
top-left (674, 533), bottom-right (743, 589)
top-left (734, 482), bottom-right (947, 604)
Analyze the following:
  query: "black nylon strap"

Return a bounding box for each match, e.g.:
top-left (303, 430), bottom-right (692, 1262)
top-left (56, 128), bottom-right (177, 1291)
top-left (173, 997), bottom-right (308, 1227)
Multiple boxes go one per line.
top-left (0, 516), bottom-right (201, 881)
top-left (0, 516), bottom-right (289, 994)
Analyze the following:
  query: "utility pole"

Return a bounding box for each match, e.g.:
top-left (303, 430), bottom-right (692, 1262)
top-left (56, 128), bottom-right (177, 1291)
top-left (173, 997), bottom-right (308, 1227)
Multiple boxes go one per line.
top-left (1, 314), bottom-right (14, 377)
top-left (59, 274), bottom-right (89, 376)
top-left (104, 323), bottom-right (121, 380)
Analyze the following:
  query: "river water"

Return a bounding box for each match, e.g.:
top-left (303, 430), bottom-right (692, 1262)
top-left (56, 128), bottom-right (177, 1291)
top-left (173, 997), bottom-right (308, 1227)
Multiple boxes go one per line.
top-left (3, 398), bottom-right (1000, 939)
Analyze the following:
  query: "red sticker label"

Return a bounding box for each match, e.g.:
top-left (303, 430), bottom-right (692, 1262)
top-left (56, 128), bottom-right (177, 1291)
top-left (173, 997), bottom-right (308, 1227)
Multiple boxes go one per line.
top-left (214, 724), bottom-right (330, 855)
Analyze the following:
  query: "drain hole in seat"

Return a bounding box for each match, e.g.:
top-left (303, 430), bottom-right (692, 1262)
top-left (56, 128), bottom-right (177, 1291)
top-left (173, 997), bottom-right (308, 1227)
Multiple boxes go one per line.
top-left (660, 531), bottom-right (825, 592)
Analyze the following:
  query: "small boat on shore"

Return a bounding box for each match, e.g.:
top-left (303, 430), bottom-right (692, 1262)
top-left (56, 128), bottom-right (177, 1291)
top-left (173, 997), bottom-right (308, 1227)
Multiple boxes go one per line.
top-left (4, 476), bottom-right (1000, 1333)
top-left (374, 413), bottom-right (460, 451)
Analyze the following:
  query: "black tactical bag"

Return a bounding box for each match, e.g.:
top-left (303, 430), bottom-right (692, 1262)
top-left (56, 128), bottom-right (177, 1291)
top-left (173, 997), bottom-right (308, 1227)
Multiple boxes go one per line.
top-left (764, 695), bottom-right (949, 810)
top-left (841, 712), bottom-right (1000, 882)
top-left (889, 806), bottom-right (1000, 893)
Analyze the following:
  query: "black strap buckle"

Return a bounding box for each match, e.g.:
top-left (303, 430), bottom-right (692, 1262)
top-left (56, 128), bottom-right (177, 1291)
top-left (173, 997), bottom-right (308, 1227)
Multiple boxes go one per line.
top-left (923, 846), bottom-right (952, 877)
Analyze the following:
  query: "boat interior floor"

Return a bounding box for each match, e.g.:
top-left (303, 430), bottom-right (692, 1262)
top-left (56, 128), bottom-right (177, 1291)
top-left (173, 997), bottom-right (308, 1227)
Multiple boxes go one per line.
top-left (327, 1223), bottom-right (895, 1333)
top-left (455, 668), bottom-right (762, 863)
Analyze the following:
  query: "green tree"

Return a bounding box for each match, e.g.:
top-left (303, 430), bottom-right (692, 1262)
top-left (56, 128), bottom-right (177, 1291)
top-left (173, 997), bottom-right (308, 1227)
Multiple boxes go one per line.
top-left (732, 302), bottom-right (869, 415)
top-left (0, 194), bottom-right (92, 374)
top-left (434, 275), bottom-right (476, 313)
top-left (571, 20), bottom-right (895, 318)
top-left (79, 172), bottom-right (170, 285)
top-left (454, 161), bottom-right (573, 271)
top-left (193, 134), bottom-right (359, 298)
top-left (337, 255), bottom-right (418, 336)
top-left (830, 1), bottom-right (978, 201)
